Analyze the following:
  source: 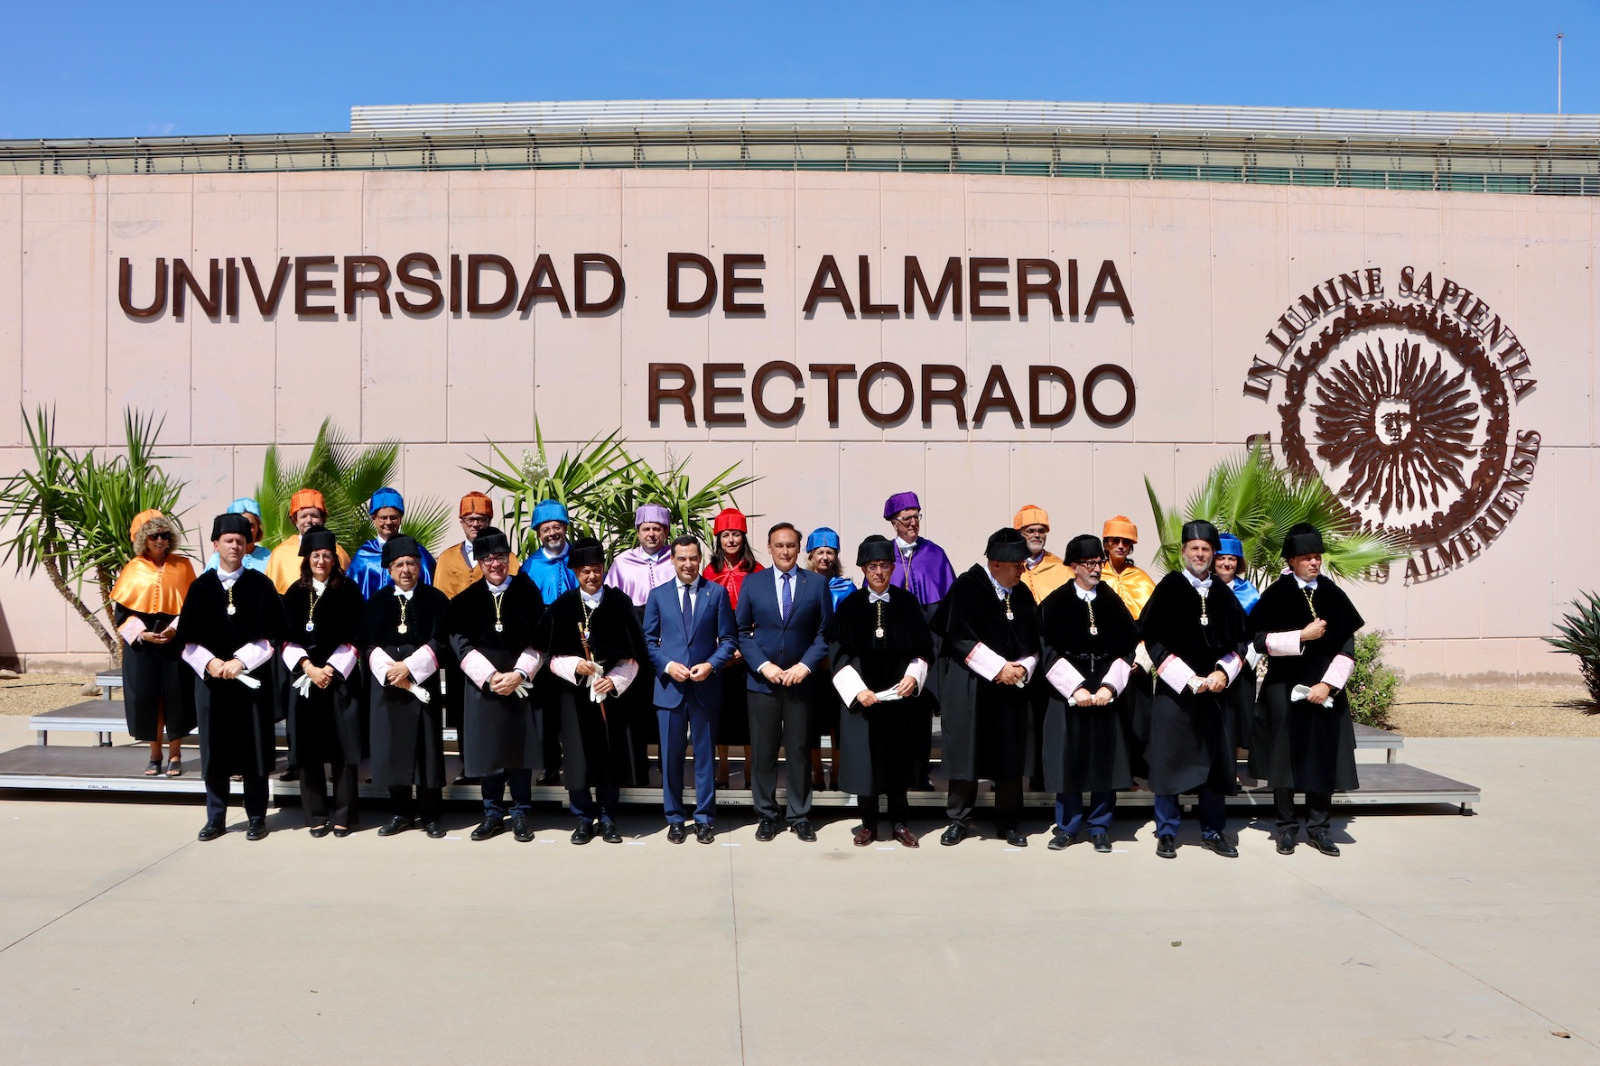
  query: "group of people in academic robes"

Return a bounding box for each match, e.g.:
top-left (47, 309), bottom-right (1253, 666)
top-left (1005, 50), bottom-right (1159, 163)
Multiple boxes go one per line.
top-left (115, 473), bottom-right (1364, 858)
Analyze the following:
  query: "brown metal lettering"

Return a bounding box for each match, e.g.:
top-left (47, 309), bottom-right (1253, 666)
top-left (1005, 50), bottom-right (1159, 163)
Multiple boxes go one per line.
top-left (1016, 259), bottom-right (1063, 317)
top-left (172, 258), bottom-right (222, 319)
top-left (243, 256), bottom-right (291, 316)
top-left (967, 258), bottom-right (1009, 318)
top-left (802, 255), bottom-right (855, 316)
top-left (225, 258), bottom-right (238, 317)
top-left (1083, 364), bottom-right (1136, 425)
top-left (467, 254), bottom-right (516, 314)
top-left (1028, 366), bottom-right (1075, 426)
top-left (344, 255), bottom-right (392, 315)
top-left (667, 252), bottom-right (715, 313)
top-left (904, 255), bottom-right (962, 316)
top-left (858, 255), bottom-right (898, 315)
top-left (703, 363), bottom-right (746, 426)
top-left (516, 253), bottom-right (570, 314)
top-left (1084, 260), bottom-right (1134, 320)
top-left (649, 363), bottom-right (696, 424)
top-left (752, 361), bottom-right (803, 422)
top-left (117, 257), bottom-right (166, 318)
top-left (808, 363), bottom-right (856, 423)
top-left (395, 253), bottom-right (442, 314)
top-left (858, 362), bottom-right (913, 425)
top-left (574, 253), bottom-right (624, 313)
top-left (920, 364), bottom-right (968, 426)
top-left (449, 254), bottom-right (462, 314)
top-left (972, 365), bottom-right (1023, 426)
top-left (722, 254), bottom-right (764, 315)
top-left (295, 256), bottom-right (337, 317)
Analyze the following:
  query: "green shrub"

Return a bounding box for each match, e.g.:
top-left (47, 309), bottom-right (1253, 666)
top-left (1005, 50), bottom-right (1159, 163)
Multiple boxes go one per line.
top-left (1347, 630), bottom-right (1400, 729)
top-left (1545, 592), bottom-right (1600, 706)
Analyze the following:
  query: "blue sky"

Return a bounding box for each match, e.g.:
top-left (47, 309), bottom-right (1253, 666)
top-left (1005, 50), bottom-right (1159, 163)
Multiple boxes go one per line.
top-left (5, 3), bottom-right (1596, 139)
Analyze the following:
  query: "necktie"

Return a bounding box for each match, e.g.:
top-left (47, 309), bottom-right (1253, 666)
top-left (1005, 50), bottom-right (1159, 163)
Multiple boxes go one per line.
top-left (681, 583), bottom-right (695, 638)
top-left (781, 571), bottom-right (793, 623)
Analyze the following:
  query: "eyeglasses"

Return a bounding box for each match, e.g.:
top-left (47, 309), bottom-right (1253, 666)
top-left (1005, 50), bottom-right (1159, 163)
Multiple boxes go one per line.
top-left (1104, 538), bottom-right (1133, 547)
top-left (148, 532), bottom-right (173, 541)
top-left (891, 512), bottom-right (922, 525)
top-left (461, 515), bottom-right (489, 525)
top-left (1020, 526), bottom-right (1048, 536)
top-left (1071, 557), bottom-right (1103, 568)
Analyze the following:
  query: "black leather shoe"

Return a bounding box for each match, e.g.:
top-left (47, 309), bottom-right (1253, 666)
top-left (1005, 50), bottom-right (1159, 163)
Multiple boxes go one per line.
top-left (512, 815), bottom-right (534, 842)
top-left (1003, 828), bottom-right (1028, 848)
top-left (755, 818), bottom-right (780, 842)
top-left (940, 822), bottom-right (967, 846)
top-left (197, 820), bottom-right (225, 842)
top-left (571, 819), bottom-right (595, 845)
top-left (1092, 834), bottom-right (1112, 853)
top-left (308, 824), bottom-right (329, 838)
top-left (1155, 834), bottom-right (1177, 859)
top-left (245, 818), bottom-right (269, 841)
top-left (278, 766), bottom-right (299, 782)
top-left (424, 822), bottom-right (447, 839)
top-left (331, 825), bottom-right (352, 838)
top-left (1047, 830), bottom-right (1077, 851)
top-left (667, 823), bottom-right (687, 844)
top-left (1308, 831), bottom-right (1341, 857)
top-left (1277, 831), bottom-right (1298, 855)
top-left (601, 821), bottom-right (623, 844)
top-left (695, 824), bottom-right (716, 844)
top-left (790, 820), bottom-right (817, 843)
top-left (470, 817), bottom-right (504, 841)
top-left (1200, 835), bottom-right (1239, 858)
top-left (377, 815), bottom-right (413, 837)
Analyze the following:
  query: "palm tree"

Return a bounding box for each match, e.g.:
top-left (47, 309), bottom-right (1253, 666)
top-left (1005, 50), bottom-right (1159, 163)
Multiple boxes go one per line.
top-left (1144, 442), bottom-right (1408, 588)
top-left (254, 419), bottom-right (452, 553)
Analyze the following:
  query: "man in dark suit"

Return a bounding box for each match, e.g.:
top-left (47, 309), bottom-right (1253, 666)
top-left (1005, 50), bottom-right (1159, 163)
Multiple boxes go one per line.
top-left (645, 535), bottom-right (738, 844)
top-left (736, 522), bottom-right (834, 842)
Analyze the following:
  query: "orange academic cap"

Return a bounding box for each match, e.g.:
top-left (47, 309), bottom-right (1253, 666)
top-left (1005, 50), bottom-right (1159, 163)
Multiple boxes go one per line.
top-left (1012, 505), bottom-right (1049, 530)
top-left (289, 488), bottom-right (326, 515)
top-left (129, 508), bottom-right (165, 543)
top-left (1102, 515), bottom-right (1138, 542)
top-left (459, 491), bottom-right (493, 518)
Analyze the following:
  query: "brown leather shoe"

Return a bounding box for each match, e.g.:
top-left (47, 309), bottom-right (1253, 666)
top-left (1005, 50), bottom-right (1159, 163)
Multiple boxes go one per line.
top-left (852, 824), bottom-right (876, 847)
top-left (891, 824), bottom-right (919, 848)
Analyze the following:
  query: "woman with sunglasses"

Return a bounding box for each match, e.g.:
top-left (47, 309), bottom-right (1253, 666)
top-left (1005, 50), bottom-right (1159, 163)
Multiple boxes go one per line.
top-left (109, 510), bottom-right (198, 776)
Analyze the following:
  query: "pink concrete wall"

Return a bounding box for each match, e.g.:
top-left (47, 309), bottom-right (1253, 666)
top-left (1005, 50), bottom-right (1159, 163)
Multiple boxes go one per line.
top-left (0, 171), bottom-right (1588, 677)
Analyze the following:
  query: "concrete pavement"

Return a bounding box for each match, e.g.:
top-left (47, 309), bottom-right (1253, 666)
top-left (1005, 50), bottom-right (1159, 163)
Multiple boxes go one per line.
top-left (0, 712), bottom-right (1597, 1065)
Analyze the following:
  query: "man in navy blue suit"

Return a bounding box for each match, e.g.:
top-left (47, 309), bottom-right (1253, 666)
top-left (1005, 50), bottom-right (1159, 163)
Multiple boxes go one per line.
top-left (644, 535), bottom-right (737, 844)
top-left (736, 522), bottom-right (834, 842)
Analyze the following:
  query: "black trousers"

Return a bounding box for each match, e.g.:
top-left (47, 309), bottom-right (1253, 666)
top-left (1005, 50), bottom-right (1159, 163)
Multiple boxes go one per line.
top-left (857, 790), bottom-right (910, 826)
top-left (203, 764), bottom-right (267, 824)
top-left (946, 778), bottom-right (1024, 832)
top-left (1274, 787), bottom-right (1332, 834)
top-left (389, 785), bottom-right (441, 824)
top-left (300, 761), bottom-right (359, 828)
top-left (747, 687), bottom-right (813, 823)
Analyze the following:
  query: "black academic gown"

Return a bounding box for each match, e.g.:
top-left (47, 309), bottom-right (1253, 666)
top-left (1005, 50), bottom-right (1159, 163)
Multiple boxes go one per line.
top-left (1038, 583), bottom-right (1139, 794)
top-left (281, 580), bottom-right (366, 767)
top-left (1139, 571), bottom-right (1249, 797)
top-left (828, 586), bottom-right (935, 797)
top-left (541, 586), bottom-right (649, 790)
top-left (932, 566), bottom-right (1041, 782)
top-left (1249, 577), bottom-right (1363, 795)
top-left (362, 584), bottom-right (450, 790)
top-left (446, 574), bottom-right (546, 778)
top-left (175, 570), bottom-right (287, 778)
top-left (112, 603), bottom-right (197, 741)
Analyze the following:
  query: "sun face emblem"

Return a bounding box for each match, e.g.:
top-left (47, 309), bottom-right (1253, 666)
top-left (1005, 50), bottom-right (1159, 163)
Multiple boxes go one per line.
top-left (1311, 338), bottom-right (1480, 519)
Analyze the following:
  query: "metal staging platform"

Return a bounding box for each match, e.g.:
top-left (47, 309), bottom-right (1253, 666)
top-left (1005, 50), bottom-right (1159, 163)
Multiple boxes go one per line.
top-left (0, 744), bottom-right (1480, 814)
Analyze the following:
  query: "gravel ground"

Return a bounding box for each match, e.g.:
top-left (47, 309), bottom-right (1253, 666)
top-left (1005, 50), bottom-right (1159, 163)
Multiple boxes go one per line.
top-left (3, 672), bottom-right (1598, 737)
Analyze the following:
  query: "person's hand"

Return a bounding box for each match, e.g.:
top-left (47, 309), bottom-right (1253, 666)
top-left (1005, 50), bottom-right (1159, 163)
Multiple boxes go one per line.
top-left (1094, 686), bottom-right (1115, 707)
top-left (783, 664), bottom-right (811, 686)
top-left (490, 671), bottom-right (521, 696)
top-left (894, 676), bottom-right (917, 699)
top-left (394, 676), bottom-right (413, 691)
top-left (1307, 682), bottom-right (1333, 705)
top-left (760, 663), bottom-right (784, 684)
top-left (206, 658), bottom-right (227, 679)
top-left (666, 662), bottom-right (691, 683)
top-left (688, 663), bottom-right (713, 682)
top-left (996, 663), bottom-right (1026, 686)
top-left (143, 629), bottom-right (172, 645)
top-left (220, 658), bottom-right (245, 680)
top-left (311, 666), bottom-right (333, 689)
top-left (385, 661), bottom-right (412, 686)
top-left (730, 648), bottom-right (744, 664)
top-left (575, 660), bottom-right (601, 677)
top-left (1202, 670), bottom-right (1228, 693)
top-left (1072, 686), bottom-right (1096, 705)
top-left (1301, 618), bottom-right (1327, 642)
top-left (592, 676), bottom-right (616, 697)
top-left (857, 690), bottom-right (879, 707)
